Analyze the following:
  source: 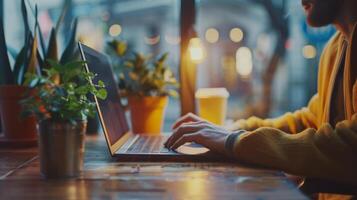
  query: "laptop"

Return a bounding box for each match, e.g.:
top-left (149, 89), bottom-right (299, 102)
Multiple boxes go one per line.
top-left (78, 42), bottom-right (223, 162)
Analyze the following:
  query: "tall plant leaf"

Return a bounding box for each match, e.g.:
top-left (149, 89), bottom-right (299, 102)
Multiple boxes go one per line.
top-left (46, 28), bottom-right (58, 63)
top-left (60, 18), bottom-right (78, 64)
top-left (28, 3), bottom-right (46, 58)
top-left (46, 29), bottom-right (59, 84)
top-left (23, 33), bottom-right (39, 86)
top-left (37, 49), bottom-right (44, 73)
top-left (6, 46), bottom-right (18, 61)
top-left (16, 34), bottom-right (33, 84)
top-left (26, 33), bottom-right (38, 74)
top-left (0, 0), bottom-right (14, 84)
top-left (55, 0), bottom-right (69, 32)
top-left (13, 41), bottom-right (28, 84)
top-left (35, 5), bottom-right (46, 58)
top-left (21, 0), bottom-right (30, 39)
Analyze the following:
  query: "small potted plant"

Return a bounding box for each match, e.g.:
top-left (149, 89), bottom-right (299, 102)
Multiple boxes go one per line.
top-left (108, 40), bottom-right (178, 134)
top-left (21, 60), bottom-right (107, 178)
top-left (0, 0), bottom-right (39, 144)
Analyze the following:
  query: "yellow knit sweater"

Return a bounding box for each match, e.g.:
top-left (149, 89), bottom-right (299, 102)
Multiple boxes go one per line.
top-left (232, 23), bottom-right (357, 184)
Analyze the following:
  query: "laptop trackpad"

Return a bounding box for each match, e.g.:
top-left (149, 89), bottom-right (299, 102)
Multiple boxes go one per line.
top-left (175, 142), bottom-right (210, 155)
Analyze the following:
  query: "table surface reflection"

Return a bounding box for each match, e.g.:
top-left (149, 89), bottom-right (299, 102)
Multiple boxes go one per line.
top-left (0, 135), bottom-right (307, 200)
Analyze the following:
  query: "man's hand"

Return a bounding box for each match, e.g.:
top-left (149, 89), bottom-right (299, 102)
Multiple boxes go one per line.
top-left (164, 113), bottom-right (233, 155)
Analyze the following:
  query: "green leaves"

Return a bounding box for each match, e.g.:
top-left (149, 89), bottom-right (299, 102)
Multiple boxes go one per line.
top-left (95, 88), bottom-right (107, 100)
top-left (110, 45), bottom-right (178, 97)
top-left (107, 40), bottom-right (128, 57)
top-left (107, 39), bottom-right (179, 97)
top-left (21, 60), bottom-right (107, 123)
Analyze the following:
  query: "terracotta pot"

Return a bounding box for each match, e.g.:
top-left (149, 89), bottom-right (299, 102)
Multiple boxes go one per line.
top-left (128, 96), bottom-right (168, 134)
top-left (38, 120), bottom-right (86, 179)
top-left (0, 85), bottom-right (37, 140)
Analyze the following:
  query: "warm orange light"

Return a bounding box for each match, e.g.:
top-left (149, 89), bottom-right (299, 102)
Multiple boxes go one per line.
top-left (205, 28), bottom-right (219, 43)
top-left (230, 28), bottom-right (244, 43)
top-left (109, 24), bottom-right (122, 37)
top-left (236, 47), bottom-right (253, 77)
top-left (188, 37), bottom-right (205, 63)
top-left (184, 171), bottom-right (209, 198)
top-left (302, 45), bottom-right (317, 59)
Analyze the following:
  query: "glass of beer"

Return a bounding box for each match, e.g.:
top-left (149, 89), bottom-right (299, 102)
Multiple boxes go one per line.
top-left (195, 88), bottom-right (229, 125)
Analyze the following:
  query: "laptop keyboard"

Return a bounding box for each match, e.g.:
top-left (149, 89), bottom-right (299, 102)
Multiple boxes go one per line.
top-left (126, 136), bottom-right (169, 153)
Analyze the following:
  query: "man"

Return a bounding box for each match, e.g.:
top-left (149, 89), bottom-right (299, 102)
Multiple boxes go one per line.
top-left (165, 0), bottom-right (357, 186)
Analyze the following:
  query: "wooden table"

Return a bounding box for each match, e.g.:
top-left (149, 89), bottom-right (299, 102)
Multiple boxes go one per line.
top-left (0, 135), bottom-right (308, 200)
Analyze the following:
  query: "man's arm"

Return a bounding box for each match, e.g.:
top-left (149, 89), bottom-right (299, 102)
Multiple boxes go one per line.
top-left (165, 113), bottom-right (357, 183)
top-left (229, 94), bottom-right (320, 134)
top-left (231, 114), bottom-right (357, 184)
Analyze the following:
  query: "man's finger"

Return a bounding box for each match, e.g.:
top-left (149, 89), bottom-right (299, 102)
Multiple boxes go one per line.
top-left (351, 114), bottom-right (357, 131)
top-left (335, 125), bottom-right (357, 147)
top-left (165, 121), bottom-right (205, 147)
top-left (352, 114), bottom-right (357, 121)
top-left (170, 133), bottom-right (200, 150)
top-left (336, 118), bottom-right (357, 132)
top-left (172, 113), bottom-right (202, 130)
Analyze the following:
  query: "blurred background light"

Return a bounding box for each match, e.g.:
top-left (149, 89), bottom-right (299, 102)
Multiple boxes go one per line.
top-left (189, 37), bottom-right (205, 63)
top-left (236, 46), bottom-right (253, 77)
top-left (109, 24), bottom-right (122, 37)
top-left (302, 45), bottom-right (317, 59)
top-left (229, 27), bottom-right (243, 43)
top-left (165, 35), bottom-right (181, 45)
top-left (205, 28), bottom-right (219, 43)
top-left (144, 35), bottom-right (161, 45)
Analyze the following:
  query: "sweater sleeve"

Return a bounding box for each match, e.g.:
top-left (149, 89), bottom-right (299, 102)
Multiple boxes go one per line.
top-left (232, 114), bottom-right (357, 184)
top-left (229, 94), bottom-right (320, 134)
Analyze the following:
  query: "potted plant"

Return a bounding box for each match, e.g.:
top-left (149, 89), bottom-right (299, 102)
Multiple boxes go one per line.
top-left (107, 40), bottom-right (178, 134)
top-left (0, 0), bottom-right (79, 145)
top-left (0, 0), bottom-right (39, 145)
top-left (32, 2), bottom-right (102, 136)
top-left (21, 60), bottom-right (107, 178)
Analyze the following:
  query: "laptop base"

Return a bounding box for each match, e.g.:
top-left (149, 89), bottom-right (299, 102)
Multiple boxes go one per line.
top-left (113, 152), bottom-right (233, 162)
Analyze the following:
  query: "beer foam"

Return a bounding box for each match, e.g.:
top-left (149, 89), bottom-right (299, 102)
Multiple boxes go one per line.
top-left (195, 88), bottom-right (229, 98)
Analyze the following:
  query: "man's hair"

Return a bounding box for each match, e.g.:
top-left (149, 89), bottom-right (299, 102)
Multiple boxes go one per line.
top-left (306, 0), bottom-right (343, 27)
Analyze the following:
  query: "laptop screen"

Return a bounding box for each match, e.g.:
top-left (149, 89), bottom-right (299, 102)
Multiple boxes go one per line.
top-left (79, 44), bottom-right (129, 146)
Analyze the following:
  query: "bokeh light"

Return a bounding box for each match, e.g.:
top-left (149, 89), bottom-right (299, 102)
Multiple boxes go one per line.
top-left (205, 28), bottom-right (219, 43)
top-left (165, 35), bottom-right (181, 45)
top-left (302, 45), bottom-right (317, 59)
top-left (189, 37), bottom-right (205, 63)
top-left (229, 28), bottom-right (244, 43)
top-left (236, 47), bottom-right (253, 77)
top-left (109, 24), bottom-right (122, 37)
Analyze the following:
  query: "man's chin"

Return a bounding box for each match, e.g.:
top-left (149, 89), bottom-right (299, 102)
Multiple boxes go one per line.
top-left (306, 18), bottom-right (320, 27)
top-left (306, 16), bottom-right (331, 27)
